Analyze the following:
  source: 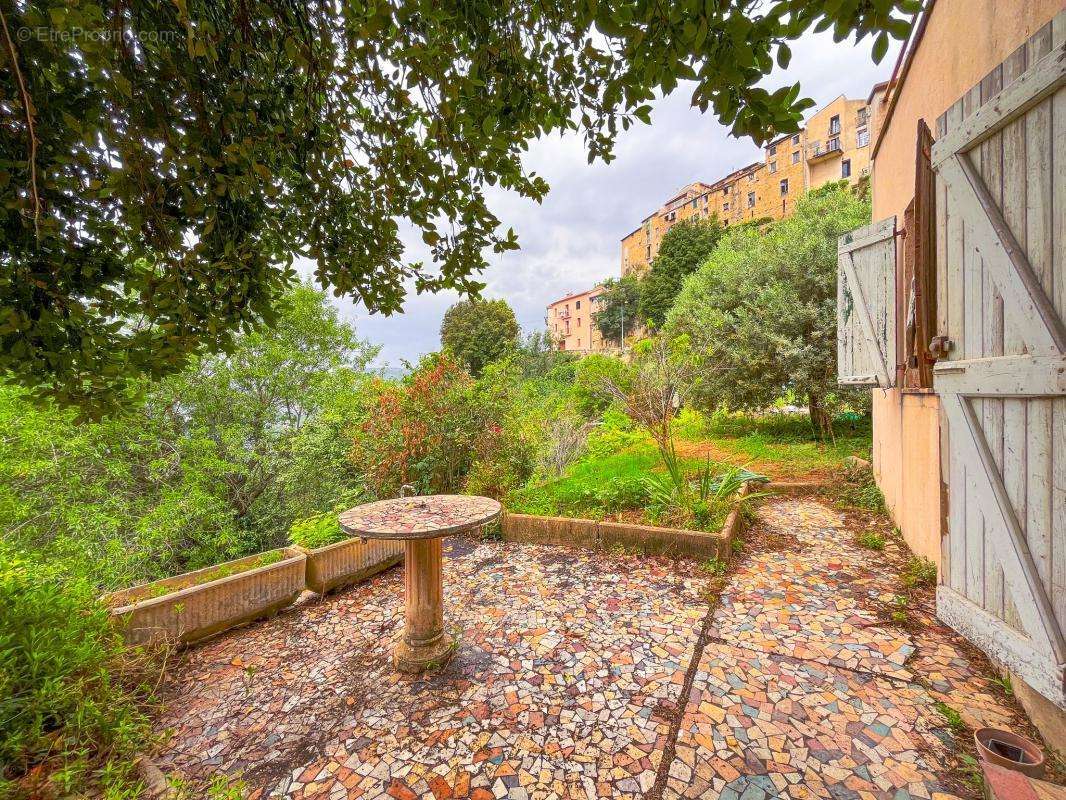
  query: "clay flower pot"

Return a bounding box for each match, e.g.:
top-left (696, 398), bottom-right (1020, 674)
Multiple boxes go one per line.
top-left (974, 727), bottom-right (1045, 778)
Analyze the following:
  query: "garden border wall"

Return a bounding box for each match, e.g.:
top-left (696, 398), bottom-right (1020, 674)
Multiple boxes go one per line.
top-left (299, 537), bottom-right (404, 595)
top-left (501, 482), bottom-right (754, 559)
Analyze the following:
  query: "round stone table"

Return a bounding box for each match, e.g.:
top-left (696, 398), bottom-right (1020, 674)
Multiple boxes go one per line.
top-left (339, 494), bottom-right (501, 672)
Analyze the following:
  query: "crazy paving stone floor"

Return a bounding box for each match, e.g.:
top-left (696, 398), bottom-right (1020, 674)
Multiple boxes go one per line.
top-left (155, 500), bottom-right (1031, 799)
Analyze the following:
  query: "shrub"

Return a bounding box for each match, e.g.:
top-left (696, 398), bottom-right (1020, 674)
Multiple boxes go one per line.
top-left (584, 409), bottom-right (647, 459)
top-left (671, 406), bottom-right (708, 440)
top-left (464, 421), bottom-right (536, 499)
top-left (0, 548), bottom-right (154, 797)
top-left (595, 476), bottom-right (650, 511)
top-left (571, 355), bottom-right (633, 418)
top-left (353, 354), bottom-right (483, 496)
top-left (289, 512), bottom-right (348, 550)
top-left (834, 462), bottom-right (886, 512)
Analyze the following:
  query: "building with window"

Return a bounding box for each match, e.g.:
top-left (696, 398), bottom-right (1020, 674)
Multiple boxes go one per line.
top-left (545, 286), bottom-right (611, 354)
top-left (620, 93), bottom-right (878, 276)
top-left (804, 94), bottom-right (874, 189)
top-left (620, 182), bottom-right (715, 276)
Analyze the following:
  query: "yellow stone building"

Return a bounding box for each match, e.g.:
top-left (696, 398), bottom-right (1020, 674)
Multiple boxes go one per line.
top-left (546, 286), bottom-right (610, 354)
top-left (619, 92), bottom-right (880, 277)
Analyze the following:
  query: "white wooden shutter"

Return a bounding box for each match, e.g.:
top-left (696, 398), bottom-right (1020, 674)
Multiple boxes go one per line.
top-left (837, 217), bottom-right (897, 387)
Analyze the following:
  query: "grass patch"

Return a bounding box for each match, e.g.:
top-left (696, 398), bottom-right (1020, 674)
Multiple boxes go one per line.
top-left (856, 531), bottom-right (886, 551)
top-left (506, 443), bottom-right (661, 519)
top-left (690, 411), bottom-right (873, 478)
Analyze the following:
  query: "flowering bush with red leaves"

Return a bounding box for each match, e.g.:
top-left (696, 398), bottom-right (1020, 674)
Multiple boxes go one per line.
top-left (353, 354), bottom-right (486, 497)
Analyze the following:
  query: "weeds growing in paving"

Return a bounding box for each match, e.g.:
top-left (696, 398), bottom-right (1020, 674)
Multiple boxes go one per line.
top-left (934, 701), bottom-right (967, 734)
top-left (988, 674), bottom-right (1013, 697)
top-left (856, 530), bottom-right (886, 551)
top-left (901, 556), bottom-right (937, 588)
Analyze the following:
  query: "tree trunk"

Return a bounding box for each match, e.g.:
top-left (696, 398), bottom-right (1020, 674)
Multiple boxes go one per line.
top-left (808, 392), bottom-right (833, 442)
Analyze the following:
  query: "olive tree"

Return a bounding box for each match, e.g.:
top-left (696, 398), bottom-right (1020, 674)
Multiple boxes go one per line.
top-left (664, 183), bottom-right (871, 435)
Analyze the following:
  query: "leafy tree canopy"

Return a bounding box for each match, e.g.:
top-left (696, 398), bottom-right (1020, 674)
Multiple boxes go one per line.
top-left (593, 276), bottom-right (642, 344)
top-left (440, 298), bottom-right (520, 376)
top-left (0, 283), bottom-right (378, 587)
top-left (638, 216), bottom-right (725, 329)
top-left (1, 0), bottom-right (914, 412)
top-left (664, 183), bottom-right (871, 434)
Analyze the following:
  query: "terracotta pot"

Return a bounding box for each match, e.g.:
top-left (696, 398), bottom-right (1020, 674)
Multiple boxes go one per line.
top-left (974, 727), bottom-right (1045, 778)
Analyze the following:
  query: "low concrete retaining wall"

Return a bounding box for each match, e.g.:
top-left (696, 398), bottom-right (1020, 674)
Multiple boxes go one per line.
top-left (502, 482), bottom-right (755, 559)
top-left (300, 537), bottom-right (404, 595)
top-left (106, 548), bottom-right (307, 646)
top-left (502, 512), bottom-right (731, 559)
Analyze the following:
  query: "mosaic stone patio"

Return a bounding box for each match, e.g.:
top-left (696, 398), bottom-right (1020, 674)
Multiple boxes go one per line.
top-left (154, 499), bottom-right (1035, 799)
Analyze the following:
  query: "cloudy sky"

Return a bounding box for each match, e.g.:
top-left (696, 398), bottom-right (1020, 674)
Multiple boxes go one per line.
top-left (308, 29), bottom-right (902, 370)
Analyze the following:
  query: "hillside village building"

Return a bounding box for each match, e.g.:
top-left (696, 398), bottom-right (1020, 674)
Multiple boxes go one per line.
top-left (550, 88), bottom-right (890, 352)
top-left (545, 286), bottom-right (609, 353)
top-left (619, 92), bottom-right (886, 277)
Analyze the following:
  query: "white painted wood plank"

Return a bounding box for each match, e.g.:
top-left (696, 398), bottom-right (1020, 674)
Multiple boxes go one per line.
top-left (977, 72), bottom-right (1006, 617)
top-left (936, 107), bottom-right (951, 343)
top-left (1054, 87), bottom-right (1066, 340)
top-left (930, 42), bottom-right (1066, 168)
top-left (838, 217), bottom-right (895, 254)
top-left (1002, 51), bottom-right (1029, 357)
top-left (965, 459), bottom-right (985, 605)
top-left (980, 67), bottom-right (1005, 361)
top-left (1025, 86), bottom-right (1054, 307)
top-left (937, 585), bottom-right (1066, 710)
top-left (945, 100), bottom-right (967, 360)
top-left (1052, 399), bottom-right (1066, 632)
top-left (950, 426), bottom-right (967, 594)
top-left (934, 354), bottom-right (1066, 395)
top-left (965, 84), bottom-right (985, 364)
top-left (947, 393), bottom-right (1065, 661)
top-left (1026, 398), bottom-right (1053, 599)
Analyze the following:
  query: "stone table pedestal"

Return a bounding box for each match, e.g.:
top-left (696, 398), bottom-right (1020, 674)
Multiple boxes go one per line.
top-left (339, 494), bottom-right (501, 672)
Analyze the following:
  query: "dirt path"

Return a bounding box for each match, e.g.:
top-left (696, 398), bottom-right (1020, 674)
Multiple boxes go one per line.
top-left (660, 497), bottom-right (1046, 800)
top-left (672, 439), bottom-right (837, 484)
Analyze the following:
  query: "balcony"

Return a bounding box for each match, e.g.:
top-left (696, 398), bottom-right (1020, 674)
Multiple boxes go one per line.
top-left (556, 308), bottom-right (571, 320)
top-left (807, 138), bottom-right (842, 163)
